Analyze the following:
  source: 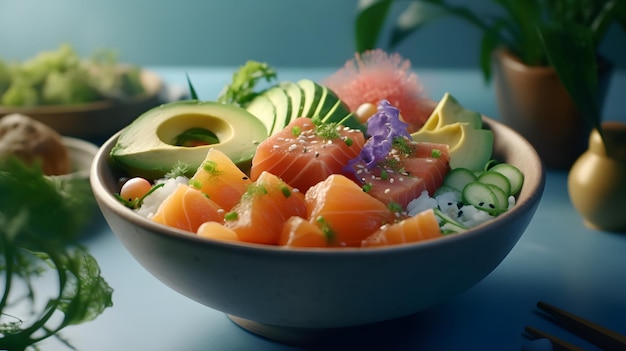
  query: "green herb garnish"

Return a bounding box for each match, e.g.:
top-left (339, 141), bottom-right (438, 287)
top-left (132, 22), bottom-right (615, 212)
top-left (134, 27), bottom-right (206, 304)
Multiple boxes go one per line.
top-left (387, 201), bottom-right (403, 214)
top-left (0, 157), bottom-right (113, 351)
top-left (224, 211), bottom-right (239, 221)
top-left (291, 126), bottom-right (302, 137)
top-left (165, 161), bottom-right (192, 179)
top-left (315, 122), bottom-right (341, 140)
top-left (315, 216), bottom-right (336, 243)
top-left (280, 185), bottom-right (292, 198)
top-left (116, 183), bottom-right (164, 209)
top-left (217, 60), bottom-right (277, 106)
top-left (392, 137), bottom-right (412, 156)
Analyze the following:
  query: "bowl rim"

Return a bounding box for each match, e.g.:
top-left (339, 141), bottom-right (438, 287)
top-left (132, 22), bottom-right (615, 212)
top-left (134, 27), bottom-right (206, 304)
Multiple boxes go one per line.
top-left (90, 116), bottom-right (546, 257)
top-left (49, 137), bottom-right (99, 181)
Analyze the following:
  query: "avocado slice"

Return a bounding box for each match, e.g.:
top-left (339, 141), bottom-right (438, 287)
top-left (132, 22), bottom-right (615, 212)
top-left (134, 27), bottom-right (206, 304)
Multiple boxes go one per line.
top-left (422, 92), bottom-right (483, 130)
top-left (412, 122), bottom-right (493, 171)
top-left (262, 85), bottom-right (292, 135)
top-left (280, 81), bottom-right (305, 120)
top-left (296, 79), bottom-right (365, 131)
top-left (297, 79), bottom-right (324, 118)
top-left (245, 79), bottom-right (365, 136)
top-left (110, 100), bottom-right (268, 179)
top-left (245, 95), bottom-right (276, 135)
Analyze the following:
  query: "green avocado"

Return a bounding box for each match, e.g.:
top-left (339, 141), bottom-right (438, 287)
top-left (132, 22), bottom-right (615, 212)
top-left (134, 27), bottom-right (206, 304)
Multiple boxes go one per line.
top-left (245, 79), bottom-right (365, 136)
top-left (412, 122), bottom-right (493, 170)
top-left (280, 81), bottom-right (305, 121)
top-left (422, 92), bottom-right (482, 130)
top-left (110, 100), bottom-right (267, 179)
top-left (412, 93), bottom-right (493, 171)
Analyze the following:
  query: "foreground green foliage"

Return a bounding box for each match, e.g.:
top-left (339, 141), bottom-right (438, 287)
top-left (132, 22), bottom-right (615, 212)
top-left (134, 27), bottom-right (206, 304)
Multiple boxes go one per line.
top-left (0, 157), bottom-right (113, 351)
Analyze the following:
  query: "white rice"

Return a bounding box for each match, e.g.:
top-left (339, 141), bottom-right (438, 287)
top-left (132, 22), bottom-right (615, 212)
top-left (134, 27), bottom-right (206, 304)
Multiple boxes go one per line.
top-left (406, 190), bottom-right (516, 229)
top-left (136, 176), bottom-right (189, 218)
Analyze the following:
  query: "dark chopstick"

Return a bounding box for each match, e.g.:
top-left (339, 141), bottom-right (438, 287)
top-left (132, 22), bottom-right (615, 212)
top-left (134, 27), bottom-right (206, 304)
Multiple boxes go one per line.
top-left (537, 301), bottom-right (626, 351)
top-left (524, 325), bottom-right (586, 351)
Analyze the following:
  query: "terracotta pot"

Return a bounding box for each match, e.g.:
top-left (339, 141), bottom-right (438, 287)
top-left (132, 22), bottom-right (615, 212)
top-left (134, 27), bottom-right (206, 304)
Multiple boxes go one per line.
top-left (568, 122), bottom-right (626, 232)
top-left (492, 48), bottom-right (613, 169)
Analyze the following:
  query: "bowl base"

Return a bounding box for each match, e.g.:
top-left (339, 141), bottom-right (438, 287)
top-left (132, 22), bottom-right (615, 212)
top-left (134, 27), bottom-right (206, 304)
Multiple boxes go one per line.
top-left (228, 315), bottom-right (341, 345)
top-left (227, 313), bottom-right (422, 346)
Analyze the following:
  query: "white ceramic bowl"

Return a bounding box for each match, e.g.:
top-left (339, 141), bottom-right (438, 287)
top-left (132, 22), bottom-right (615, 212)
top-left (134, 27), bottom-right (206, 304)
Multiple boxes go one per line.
top-left (90, 116), bottom-right (545, 344)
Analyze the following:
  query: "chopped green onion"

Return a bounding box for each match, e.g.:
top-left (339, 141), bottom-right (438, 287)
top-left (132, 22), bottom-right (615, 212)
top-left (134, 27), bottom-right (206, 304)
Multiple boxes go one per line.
top-left (292, 126), bottom-right (302, 136)
top-left (280, 185), bottom-right (292, 198)
top-left (224, 211), bottom-right (239, 221)
top-left (362, 183), bottom-right (373, 192)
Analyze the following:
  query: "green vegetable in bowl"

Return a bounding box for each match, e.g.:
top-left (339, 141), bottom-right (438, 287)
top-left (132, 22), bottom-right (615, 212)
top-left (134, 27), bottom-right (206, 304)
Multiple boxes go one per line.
top-left (0, 43), bottom-right (146, 107)
top-left (0, 157), bottom-right (113, 351)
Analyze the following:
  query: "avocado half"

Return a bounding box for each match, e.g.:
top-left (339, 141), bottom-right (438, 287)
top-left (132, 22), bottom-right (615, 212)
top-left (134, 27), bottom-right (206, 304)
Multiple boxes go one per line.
top-left (110, 100), bottom-right (268, 179)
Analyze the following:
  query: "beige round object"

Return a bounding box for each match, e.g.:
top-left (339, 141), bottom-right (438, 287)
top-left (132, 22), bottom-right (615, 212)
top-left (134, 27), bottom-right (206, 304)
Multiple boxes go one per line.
top-left (0, 113), bottom-right (71, 175)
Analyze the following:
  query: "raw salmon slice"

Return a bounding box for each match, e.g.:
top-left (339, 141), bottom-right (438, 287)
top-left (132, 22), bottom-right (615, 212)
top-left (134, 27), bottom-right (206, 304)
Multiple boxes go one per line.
top-left (224, 171), bottom-right (307, 245)
top-left (279, 216), bottom-right (330, 248)
top-left (189, 148), bottom-right (252, 211)
top-left (306, 174), bottom-right (394, 247)
top-left (197, 221), bottom-right (240, 242)
top-left (250, 117), bottom-right (365, 192)
top-left (361, 208), bottom-right (442, 247)
top-left (152, 183), bottom-right (225, 233)
top-left (352, 141), bottom-right (450, 209)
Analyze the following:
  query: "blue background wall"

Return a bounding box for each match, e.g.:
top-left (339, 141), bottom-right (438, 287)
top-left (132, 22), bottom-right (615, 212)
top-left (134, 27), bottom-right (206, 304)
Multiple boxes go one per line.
top-left (1, 0), bottom-right (624, 69)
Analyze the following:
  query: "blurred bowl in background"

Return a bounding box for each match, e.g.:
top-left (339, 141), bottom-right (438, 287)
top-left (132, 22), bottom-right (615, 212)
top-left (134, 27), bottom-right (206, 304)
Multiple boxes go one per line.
top-left (0, 69), bottom-right (163, 141)
top-left (56, 136), bottom-right (99, 180)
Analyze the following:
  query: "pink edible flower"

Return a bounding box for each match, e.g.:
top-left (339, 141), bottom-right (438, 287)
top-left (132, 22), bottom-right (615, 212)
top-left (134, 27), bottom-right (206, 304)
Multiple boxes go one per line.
top-left (323, 49), bottom-right (431, 131)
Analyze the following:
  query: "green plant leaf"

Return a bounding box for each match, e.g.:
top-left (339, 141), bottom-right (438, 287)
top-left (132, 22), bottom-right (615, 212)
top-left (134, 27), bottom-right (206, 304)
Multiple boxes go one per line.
top-left (185, 72), bottom-right (198, 100)
top-left (495, 0), bottom-right (544, 65)
top-left (355, 0), bottom-right (394, 52)
top-left (538, 21), bottom-right (602, 137)
top-left (389, 1), bottom-right (447, 48)
top-left (591, 0), bottom-right (626, 43)
top-left (479, 27), bottom-right (501, 83)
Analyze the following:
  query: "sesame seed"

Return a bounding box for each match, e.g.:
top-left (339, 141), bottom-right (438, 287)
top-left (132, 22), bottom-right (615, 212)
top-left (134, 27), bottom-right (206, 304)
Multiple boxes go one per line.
top-left (288, 144), bottom-right (298, 152)
top-left (384, 188), bottom-right (391, 194)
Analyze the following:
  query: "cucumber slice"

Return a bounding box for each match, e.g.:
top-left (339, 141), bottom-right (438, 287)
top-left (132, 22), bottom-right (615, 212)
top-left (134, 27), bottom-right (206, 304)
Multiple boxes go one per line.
top-left (485, 183), bottom-right (508, 214)
top-left (433, 208), bottom-right (467, 234)
top-left (443, 168), bottom-right (477, 192)
top-left (477, 171), bottom-right (512, 196)
top-left (462, 182), bottom-right (498, 214)
top-left (489, 163), bottom-right (524, 195)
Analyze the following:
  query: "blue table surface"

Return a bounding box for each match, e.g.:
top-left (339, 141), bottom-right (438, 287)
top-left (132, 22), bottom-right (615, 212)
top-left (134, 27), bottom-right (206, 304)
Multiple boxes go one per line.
top-left (36, 67), bottom-right (626, 351)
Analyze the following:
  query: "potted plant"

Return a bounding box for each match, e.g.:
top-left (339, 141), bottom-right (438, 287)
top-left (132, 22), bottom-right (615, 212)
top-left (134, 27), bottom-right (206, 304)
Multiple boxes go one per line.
top-left (355, 0), bottom-right (626, 169)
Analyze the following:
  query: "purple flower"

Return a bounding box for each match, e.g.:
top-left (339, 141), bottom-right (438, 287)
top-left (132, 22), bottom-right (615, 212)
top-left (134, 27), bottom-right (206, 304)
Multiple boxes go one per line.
top-left (345, 100), bottom-right (411, 177)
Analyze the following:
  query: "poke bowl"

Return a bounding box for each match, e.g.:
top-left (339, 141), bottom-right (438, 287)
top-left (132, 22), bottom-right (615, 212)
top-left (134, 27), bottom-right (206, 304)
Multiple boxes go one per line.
top-left (90, 93), bottom-right (545, 344)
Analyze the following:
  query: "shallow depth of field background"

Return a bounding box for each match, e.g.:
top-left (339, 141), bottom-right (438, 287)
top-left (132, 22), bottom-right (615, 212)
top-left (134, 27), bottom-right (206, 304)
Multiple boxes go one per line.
top-left (1, 0), bottom-right (624, 69)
